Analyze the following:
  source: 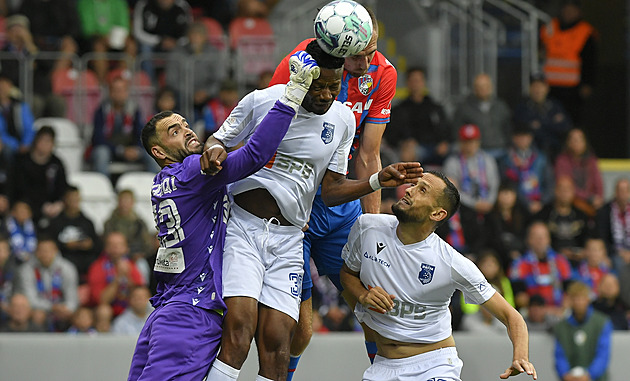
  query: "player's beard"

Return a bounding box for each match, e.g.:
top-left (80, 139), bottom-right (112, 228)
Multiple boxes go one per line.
top-left (163, 141), bottom-right (203, 162)
top-left (391, 200), bottom-right (413, 223)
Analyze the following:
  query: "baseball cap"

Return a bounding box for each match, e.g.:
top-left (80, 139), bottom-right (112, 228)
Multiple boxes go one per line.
top-left (6, 14), bottom-right (29, 30)
top-left (459, 124), bottom-right (481, 141)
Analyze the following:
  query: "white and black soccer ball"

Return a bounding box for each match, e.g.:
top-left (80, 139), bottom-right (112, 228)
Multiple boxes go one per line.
top-left (314, 0), bottom-right (373, 58)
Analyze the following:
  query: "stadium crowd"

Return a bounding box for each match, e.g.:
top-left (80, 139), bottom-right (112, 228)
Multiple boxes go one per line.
top-left (0, 0), bottom-right (625, 371)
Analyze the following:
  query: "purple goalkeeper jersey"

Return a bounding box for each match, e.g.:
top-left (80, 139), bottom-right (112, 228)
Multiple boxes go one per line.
top-left (148, 101), bottom-right (294, 312)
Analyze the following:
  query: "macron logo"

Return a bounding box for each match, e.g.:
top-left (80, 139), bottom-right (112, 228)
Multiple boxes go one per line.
top-left (376, 242), bottom-right (386, 254)
top-left (192, 298), bottom-right (200, 306)
top-left (200, 273), bottom-right (207, 281)
top-left (197, 287), bottom-right (204, 294)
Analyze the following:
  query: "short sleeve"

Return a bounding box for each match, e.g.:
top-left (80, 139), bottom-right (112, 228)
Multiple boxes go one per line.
top-left (326, 107), bottom-right (355, 174)
top-left (451, 253), bottom-right (496, 305)
top-left (342, 216), bottom-right (364, 272)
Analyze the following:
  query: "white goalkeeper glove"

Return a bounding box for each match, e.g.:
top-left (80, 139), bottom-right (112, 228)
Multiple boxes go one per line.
top-left (280, 50), bottom-right (321, 114)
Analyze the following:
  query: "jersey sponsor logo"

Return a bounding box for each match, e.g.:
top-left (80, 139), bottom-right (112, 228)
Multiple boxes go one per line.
top-left (427, 378), bottom-right (449, 381)
top-left (363, 251), bottom-right (390, 268)
top-left (289, 272), bottom-right (303, 297)
top-left (273, 153), bottom-right (315, 179)
top-left (154, 247), bottom-right (185, 274)
top-left (358, 74), bottom-right (373, 95)
top-left (376, 242), bottom-right (386, 254)
top-left (418, 263), bottom-right (435, 285)
top-left (385, 299), bottom-right (427, 320)
top-left (343, 99), bottom-right (373, 114)
top-left (321, 122), bottom-right (335, 144)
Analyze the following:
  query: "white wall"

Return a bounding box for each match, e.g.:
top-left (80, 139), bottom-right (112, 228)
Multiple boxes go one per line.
top-left (1, 331), bottom-right (628, 381)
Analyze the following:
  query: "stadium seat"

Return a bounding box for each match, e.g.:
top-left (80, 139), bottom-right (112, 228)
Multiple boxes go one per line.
top-left (201, 16), bottom-right (228, 51)
top-left (115, 171), bottom-right (157, 233)
top-left (106, 68), bottom-right (155, 122)
top-left (228, 17), bottom-right (275, 49)
top-left (51, 68), bottom-right (102, 129)
top-left (68, 171), bottom-right (116, 235)
top-left (33, 117), bottom-right (85, 173)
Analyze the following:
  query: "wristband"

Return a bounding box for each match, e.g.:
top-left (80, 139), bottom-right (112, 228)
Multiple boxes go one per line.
top-left (206, 144), bottom-right (224, 151)
top-left (369, 172), bottom-right (382, 191)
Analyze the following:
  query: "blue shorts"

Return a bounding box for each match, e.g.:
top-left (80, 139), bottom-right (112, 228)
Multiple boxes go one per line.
top-left (302, 194), bottom-right (362, 299)
top-left (128, 302), bottom-right (223, 381)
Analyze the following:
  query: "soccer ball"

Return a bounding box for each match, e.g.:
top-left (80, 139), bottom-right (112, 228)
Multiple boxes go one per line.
top-left (314, 0), bottom-right (373, 58)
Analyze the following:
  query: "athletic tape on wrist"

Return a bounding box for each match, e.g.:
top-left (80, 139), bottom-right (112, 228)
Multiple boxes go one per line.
top-left (369, 172), bottom-right (382, 191)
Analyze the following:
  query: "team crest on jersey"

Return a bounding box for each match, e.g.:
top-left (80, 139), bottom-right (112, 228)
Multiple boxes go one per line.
top-left (358, 74), bottom-right (373, 96)
top-left (321, 122), bottom-right (335, 144)
top-left (418, 263), bottom-right (435, 285)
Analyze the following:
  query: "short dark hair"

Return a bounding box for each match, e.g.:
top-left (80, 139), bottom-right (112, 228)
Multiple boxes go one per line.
top-left (141, 110), bottom-right (173, 157)
top-left (406, 66), bottom-right (426, 78)
top-left (35, 126), bottom-right (55, 141)
top-left (427, 170), bottom-right (460, 227)
top-left (305, 40), bottom-right (344, 70)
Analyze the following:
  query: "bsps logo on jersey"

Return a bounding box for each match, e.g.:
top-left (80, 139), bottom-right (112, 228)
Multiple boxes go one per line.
top-left (321, 122), bottom-right (334, 144)
top-left (418, 263), bottom-right (435, 285)
top-left (358, 74), bottom-right (373, 95)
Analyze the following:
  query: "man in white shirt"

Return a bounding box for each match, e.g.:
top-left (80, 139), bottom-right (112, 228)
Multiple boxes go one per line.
top-left (341, 170), bottom-right (537, 381)
top-left (205, 40), bottom-right (423, 381)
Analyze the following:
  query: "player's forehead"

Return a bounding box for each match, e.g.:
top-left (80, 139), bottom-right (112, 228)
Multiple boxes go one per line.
top-left (313, 67), bottom-right (343, 84)
top-left (355, 38), bottom-right (377, 57)
top-left (156, 113), bottom-right (186, 132)
top-left (415, 173), bottom-right (445, 193)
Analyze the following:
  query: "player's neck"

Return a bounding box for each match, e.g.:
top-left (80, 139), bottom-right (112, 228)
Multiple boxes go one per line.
top-left (396, 222), bottom-right (433, 245)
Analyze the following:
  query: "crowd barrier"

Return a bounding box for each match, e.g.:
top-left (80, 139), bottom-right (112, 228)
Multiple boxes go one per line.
top-left (1, 331), bottom-right (628, 380)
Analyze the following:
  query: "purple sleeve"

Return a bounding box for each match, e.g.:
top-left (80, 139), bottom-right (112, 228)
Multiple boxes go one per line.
top-left (207, 101), bottom-right (294, 187)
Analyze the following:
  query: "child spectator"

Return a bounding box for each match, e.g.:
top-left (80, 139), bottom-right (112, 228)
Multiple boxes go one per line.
top-left (592, 273), bottom-right (628, 330)
top-left (6, 201), bottom-right (37, 264)
top-left (0, 236), bottom-right (16, 322)
top-left (0, 293), bottom-right (44, 332)
top-left (573, 238), bottom-right (611, 294)
top-left (111, 286), bottom-right (153, 335)
top-left (67, 306), bottom-right (97, 335)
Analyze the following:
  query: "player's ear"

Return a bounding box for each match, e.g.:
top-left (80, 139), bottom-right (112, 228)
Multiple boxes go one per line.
top-left (151, 145), bottom-right (166, 160)
top-left (430, 207), bottom-right (447, 223)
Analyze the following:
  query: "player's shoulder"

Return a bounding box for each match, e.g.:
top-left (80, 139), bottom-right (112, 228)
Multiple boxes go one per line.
top-left (425, 232), bottom-right (464, 263)
top-left (327, 100), bottom-right (356, 127)
top-left (357, 213), bottom-right (398, 230)
top-left (373, 51), bottom-right (397, 74)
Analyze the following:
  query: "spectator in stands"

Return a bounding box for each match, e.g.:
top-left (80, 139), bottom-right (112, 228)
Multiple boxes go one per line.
top-left (553, 281), bottom-right (611, 381)
top-left (0, 293), bottom-right (44, 332)
top-left (540, 0), bottom-right (597, 125)
top-left (47, 186), bottom-right (100, 284)
top-left (11, 126), bottom-right (67, 223)
top-left (67, 306), bottom-right (97, 334)
top-left (536, 176), bottom-right (594, 267)
top-left (16, 237), bottom-right (78, 331)
top-left (443, 124), bottom-right (500, 220)
top-left (111, 285), bottom-right (153, 335)
top-left (6, 201), bottom-right (37, 264)
top-left (256, 70), bottom-right (274, 90)
top-left (90, 76), bottom-right (155, 178)
top-left (500, 123), bottom-right (554, 215)
top-left (200, 78), bottom-right (239, 138)
top-left (154, 85), bottom-right (178, 114)
top-left (0, 236), bottom-right (16, 322)
top-left (165, 22), bottom-right (227, 115)
top-left (592, 273), bottom-right (628, 330)
top-left (188, 0), bottom-right (235, 31)
top-left (554, 128), bottom-right (604, 216)
top-left (94, 303), bottom-right (113, 333)
top-left (0, 137), bottom-right (11, 217)
top-left (460, 251), bottom-right (515, 332)
top-left (385, 67), bottom-right (451, 166)
top-left (596, 177), bottom-right (630, 270)
top-left (512, 72), bottom-right (572, 161)
top-left (133, 0), bottom-right (192, 61)
top-left (236, 0), bottom-right (274, 18)
top-left (103, 189), bottom-right (153, 283)
top-left (522, 294), bottom-right (557, 332)
top-left (483, 181), bottom-right (531, 269)
top-left (0, 15), bottom-right (39, 87)
top-left (452, 73), bottom-right (512, 159)
top-left (617, 247), bottom-right (630, 310)
top-left (87, 231), bottom-right (145, 317)
top-left (510, 221), bottom-right (573, 312)
top-left (77, 0), bottom-right (130, 83)
top-left (0, 75), bottom-right (35, 159)
top-left (572, 238), bottom-right (611, 294)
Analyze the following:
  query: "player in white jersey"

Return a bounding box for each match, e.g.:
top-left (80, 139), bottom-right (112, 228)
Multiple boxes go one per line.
top-left (205, 40), bottom-right (423, 381)
top-left (341, 170), bottom-right (538, 381)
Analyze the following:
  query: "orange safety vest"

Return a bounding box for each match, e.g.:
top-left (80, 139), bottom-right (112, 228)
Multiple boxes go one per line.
top-left (540, 18), bottom-right (594, 87)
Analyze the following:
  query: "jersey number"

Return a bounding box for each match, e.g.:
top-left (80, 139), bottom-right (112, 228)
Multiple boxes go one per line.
top-left (155, 199), bottom-right (185, 247)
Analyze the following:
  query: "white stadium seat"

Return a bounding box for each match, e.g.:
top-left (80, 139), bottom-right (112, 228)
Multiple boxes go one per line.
top-left (68, 171), bottom-right (116, 235)
top-left (34, 117), bottom-right (85, 173)
top-left (115, 171), bottom-right (157, 233)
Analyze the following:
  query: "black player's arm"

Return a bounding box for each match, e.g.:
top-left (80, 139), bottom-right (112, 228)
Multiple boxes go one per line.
top-left (320, 162), bottom-right (423, 207)
top-left (340, 263), bottom-right (394, 314)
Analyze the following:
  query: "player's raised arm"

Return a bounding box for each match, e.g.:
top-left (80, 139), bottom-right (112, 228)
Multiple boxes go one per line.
top-left (200, 51), bottom-right (320, 183)
top-left (482, 292), bottom-right (538, 380)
